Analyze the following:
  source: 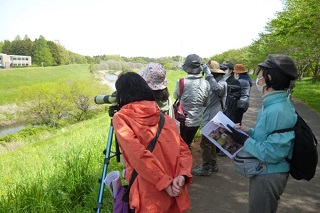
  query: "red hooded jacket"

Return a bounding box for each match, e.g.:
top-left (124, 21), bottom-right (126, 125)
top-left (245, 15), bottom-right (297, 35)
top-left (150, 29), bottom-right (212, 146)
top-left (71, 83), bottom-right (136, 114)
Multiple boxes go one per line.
top-left (113, 101), bottom-right (192, 212)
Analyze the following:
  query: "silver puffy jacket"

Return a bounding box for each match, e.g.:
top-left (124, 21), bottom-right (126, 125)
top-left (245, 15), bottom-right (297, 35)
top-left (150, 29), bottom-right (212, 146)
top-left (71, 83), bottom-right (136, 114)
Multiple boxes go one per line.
top-left (173, 74), bottom-right (210, 127)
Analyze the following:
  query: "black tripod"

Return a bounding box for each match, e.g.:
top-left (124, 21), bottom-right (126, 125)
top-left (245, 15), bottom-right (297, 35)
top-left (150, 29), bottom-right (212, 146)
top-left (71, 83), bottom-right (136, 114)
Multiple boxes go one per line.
top-left (94, 105), bottom-right (121, 213)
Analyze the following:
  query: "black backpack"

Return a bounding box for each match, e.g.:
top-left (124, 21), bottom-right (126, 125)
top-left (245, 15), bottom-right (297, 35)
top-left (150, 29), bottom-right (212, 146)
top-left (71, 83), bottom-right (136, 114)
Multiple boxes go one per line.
top-left (270, 113), bottom-right (318, 181)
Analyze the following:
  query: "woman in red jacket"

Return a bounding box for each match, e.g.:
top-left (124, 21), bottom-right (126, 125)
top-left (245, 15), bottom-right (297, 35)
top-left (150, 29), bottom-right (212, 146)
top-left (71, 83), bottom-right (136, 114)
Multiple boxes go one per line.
top-left (113, 72), bottom-right (193, 213)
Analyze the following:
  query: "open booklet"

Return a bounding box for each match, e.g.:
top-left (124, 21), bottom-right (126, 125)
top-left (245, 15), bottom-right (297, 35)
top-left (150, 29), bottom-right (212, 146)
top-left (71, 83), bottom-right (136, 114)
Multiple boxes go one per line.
top-left (201, 111), bottom-right (245, 158)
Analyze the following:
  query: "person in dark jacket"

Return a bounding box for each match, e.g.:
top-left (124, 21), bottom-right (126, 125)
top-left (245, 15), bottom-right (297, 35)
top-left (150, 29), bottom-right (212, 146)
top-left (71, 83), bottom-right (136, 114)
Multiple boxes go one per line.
top-left (233, 63), bottom-right (252, 123)
top-left (221, 61), bottom-right (242, 123)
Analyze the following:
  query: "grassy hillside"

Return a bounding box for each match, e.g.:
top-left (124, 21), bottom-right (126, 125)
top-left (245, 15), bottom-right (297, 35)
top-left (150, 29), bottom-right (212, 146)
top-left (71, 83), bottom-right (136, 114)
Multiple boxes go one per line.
top-left (0, 64), bottom-right (91, 105)
top-left (0, 114), bottom-right (121, 212)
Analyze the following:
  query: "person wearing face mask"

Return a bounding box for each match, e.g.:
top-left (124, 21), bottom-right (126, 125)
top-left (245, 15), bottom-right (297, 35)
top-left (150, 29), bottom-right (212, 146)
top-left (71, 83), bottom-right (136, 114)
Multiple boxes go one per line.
top-left (220, 61), bottom-right (242, 123)
top-left (225, 54), bottom-right (298, 213)
top-left (191, 60), bottom-right (227, 176)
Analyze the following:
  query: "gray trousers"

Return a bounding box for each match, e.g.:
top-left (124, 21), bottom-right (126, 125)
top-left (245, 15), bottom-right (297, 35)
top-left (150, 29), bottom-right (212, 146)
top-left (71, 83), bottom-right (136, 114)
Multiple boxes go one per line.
top-left (249, 172), bottom-right (289, 213)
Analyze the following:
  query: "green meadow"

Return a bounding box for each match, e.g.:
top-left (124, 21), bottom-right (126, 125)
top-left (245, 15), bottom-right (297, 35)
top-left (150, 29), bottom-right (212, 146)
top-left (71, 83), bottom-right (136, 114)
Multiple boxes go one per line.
top-left (0, 66), bottom-right (319, 212)
top-left (0, 64), bottom-right (92, 105)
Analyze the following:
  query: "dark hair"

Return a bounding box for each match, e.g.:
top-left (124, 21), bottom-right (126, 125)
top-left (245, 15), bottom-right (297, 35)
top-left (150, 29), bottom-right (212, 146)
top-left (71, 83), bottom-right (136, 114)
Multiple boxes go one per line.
top-left (115, 72), bottom-right (155, 107)
top-left (153, 88), bottom-right (169, 102)
top-left (257, 67), bottom-right (291, 90)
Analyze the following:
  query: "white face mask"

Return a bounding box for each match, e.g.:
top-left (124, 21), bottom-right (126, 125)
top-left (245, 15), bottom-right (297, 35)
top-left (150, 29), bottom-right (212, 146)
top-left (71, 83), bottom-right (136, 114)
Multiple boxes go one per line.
top-left (234, 73), bottom-right (239, 79)
top-left (256, 77), bottom-right (266, 93)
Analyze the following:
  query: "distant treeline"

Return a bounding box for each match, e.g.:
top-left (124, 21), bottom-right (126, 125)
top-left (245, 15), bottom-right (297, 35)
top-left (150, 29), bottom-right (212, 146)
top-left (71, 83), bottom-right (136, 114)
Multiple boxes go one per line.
top-left (0, 35), bottom-right (186, 69)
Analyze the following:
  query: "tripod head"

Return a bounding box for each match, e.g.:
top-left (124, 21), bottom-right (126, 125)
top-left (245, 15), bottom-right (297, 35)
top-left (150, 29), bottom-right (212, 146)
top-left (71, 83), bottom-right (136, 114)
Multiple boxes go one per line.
top-left (108, 104), bottom-right (121, 117)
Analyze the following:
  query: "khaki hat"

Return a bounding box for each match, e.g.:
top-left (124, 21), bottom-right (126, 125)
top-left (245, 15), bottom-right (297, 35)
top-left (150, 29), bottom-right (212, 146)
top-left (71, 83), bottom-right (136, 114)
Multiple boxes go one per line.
top-left (234, 64), bottom-right (247, 73)
top-left (207, 60), bottom-right (225, 74)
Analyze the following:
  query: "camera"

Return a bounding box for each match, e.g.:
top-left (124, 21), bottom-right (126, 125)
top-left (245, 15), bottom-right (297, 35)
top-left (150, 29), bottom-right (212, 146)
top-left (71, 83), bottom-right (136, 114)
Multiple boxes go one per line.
top-left (94, 91), bottom-right (120, 117)
top-left (94, 91), bottom-right (117, 105)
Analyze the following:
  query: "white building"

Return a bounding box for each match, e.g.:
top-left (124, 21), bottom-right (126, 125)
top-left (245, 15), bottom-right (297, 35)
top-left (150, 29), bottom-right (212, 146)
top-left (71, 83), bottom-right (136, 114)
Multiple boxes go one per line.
top-left (0, 53), bottom-right (32, 68)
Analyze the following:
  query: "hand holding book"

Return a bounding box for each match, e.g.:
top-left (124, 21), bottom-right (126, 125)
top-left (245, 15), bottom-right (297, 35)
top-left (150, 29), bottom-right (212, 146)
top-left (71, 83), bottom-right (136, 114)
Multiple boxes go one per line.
top-left (226, 124), bottom-right (249, 145)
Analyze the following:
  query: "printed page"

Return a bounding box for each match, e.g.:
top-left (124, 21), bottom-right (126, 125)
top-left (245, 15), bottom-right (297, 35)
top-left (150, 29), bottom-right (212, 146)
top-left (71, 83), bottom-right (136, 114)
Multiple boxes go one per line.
top-left (201, 111), bottom-right (244, 158)
top-left (104, 170), bottom-right (122, 198)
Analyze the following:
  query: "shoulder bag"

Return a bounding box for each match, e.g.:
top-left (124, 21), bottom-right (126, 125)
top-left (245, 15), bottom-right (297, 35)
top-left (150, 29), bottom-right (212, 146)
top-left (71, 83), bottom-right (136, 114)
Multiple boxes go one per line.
top-left (173, 78), bottom-right (186, 131)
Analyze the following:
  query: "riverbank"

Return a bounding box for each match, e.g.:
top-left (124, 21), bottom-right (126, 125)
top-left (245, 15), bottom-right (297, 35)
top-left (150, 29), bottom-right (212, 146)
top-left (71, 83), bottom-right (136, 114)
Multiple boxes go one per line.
top-left (0, 103), bottom-right (26, 127)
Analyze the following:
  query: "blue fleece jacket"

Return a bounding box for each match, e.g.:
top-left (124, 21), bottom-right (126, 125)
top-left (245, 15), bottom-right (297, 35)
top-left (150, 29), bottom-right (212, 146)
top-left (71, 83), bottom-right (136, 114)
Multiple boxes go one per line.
top-left (244, 91), bottom-right (297, 174)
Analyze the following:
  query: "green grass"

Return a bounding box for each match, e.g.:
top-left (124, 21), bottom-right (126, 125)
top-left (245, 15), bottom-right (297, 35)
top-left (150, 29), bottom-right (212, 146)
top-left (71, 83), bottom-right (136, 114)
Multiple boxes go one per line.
top-left (0, 64), bottom-right (91, 105)
top-left (166, 69), bottom-right (186, 100)
top-left (292, 78), bottom-right (320, 112)
top-left (0, 113), bottom-right (122, 212)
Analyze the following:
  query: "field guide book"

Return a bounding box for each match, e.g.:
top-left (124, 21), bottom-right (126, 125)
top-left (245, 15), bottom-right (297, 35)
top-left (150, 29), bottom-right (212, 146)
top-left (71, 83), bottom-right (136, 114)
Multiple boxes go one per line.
top-left (201, 111), bottom-right (245, 158)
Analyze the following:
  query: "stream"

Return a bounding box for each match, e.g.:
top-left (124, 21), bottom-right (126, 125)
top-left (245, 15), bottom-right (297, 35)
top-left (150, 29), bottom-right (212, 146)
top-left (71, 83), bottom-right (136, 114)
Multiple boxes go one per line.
top-left (0, 122), bottom-right (25, 137)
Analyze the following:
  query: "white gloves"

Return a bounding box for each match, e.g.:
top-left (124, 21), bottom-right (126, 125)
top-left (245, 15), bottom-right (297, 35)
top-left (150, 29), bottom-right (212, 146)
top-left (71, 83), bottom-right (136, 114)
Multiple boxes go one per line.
top-left (201, 64), bottom-right (212, 76)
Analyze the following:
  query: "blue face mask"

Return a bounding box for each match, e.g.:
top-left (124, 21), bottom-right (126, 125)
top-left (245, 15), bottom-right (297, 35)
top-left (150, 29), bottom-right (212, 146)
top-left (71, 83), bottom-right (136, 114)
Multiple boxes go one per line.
top-left (256, 77), bottom-right (266, 93)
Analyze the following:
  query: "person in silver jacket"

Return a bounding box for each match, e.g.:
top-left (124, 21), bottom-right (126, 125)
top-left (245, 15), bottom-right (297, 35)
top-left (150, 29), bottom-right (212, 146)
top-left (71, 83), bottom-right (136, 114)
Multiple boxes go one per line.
top-left (173, 54), bottom-right (210, 149)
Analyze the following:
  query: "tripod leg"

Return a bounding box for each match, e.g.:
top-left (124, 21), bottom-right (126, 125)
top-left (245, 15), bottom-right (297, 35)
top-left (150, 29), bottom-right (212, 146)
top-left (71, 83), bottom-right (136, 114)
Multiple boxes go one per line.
top-left (94, 121), bottom-right (114, 213)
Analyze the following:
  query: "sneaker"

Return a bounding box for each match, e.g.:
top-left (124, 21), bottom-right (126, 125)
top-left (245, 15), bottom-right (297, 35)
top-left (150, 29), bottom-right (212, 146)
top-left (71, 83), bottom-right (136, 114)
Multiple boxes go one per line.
top-left (217, 151), bottom-right (226, 157)
top-left (192, 165), bottom-right (212, 176)
top-left (211, 164), bottom-right (219, 172)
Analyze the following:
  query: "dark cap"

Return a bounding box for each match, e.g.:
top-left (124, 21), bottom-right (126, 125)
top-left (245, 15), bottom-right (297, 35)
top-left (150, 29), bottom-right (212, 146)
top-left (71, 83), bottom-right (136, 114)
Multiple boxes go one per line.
top-left (220, 64), bottom-right (228, 71)
top-left (223, 61), bottom-right (234, 70)
top-left (258, 54), bottom-right (297, 80)
top-left (182, 54), bottom-right (202, 74)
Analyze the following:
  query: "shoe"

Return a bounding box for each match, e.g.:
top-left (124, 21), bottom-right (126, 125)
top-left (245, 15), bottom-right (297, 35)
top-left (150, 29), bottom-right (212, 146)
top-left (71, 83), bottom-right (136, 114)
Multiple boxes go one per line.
top-left (217, 151), bottom-right (226, 157)
top-left (192, 165), bottom-right (212, 176)
top-left (212, 164), bottom-right (219, 172)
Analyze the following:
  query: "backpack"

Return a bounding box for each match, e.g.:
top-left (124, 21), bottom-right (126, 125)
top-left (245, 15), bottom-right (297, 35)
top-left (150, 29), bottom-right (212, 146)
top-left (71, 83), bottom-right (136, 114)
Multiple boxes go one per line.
top-left (269, 112), bottom-right (318, 181)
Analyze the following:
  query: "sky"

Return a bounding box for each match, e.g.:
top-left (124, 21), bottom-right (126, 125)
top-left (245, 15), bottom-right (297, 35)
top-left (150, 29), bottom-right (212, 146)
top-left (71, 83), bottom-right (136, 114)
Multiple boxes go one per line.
top-left (1, 0), bottom-right (284, 58)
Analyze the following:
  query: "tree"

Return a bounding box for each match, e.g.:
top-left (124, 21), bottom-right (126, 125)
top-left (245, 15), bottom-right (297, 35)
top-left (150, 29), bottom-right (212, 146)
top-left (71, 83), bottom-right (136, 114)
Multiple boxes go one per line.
top-left (23, 35), bottom-right (33, 56)
top-left (0, 41), bottom-right (3, 53)
top-left (68, 80), bottom-right (97, 122)
top-left (32, 35), bottom-right (54, 66)
top-left (263, 0), bottom-right (320, 83)
top-left (2, 40), bottom-right (12, 54)
top-left (19, 82), bottom-right (73, 127)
